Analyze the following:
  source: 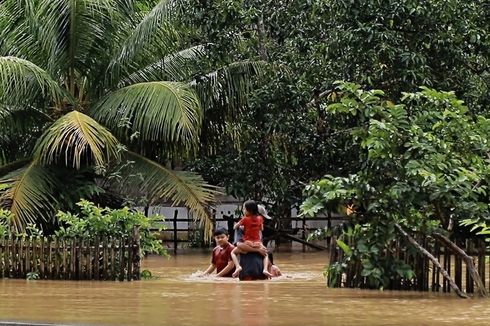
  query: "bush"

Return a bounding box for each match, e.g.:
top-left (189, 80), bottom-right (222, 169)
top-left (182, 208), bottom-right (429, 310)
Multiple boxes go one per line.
top-left (55, 200), bottom-right (167, 256)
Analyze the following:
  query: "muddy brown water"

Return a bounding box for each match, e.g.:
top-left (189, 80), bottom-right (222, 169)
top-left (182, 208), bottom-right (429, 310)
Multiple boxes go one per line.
top-left (0, 249), bottom-right (489, 326)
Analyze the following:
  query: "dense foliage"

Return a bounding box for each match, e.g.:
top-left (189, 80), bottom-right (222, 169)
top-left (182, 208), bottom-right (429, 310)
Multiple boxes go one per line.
top-left (0, 0), bottom-right (489, 254)
top-left (187, 0), bottom-right (489, 222)
top-left (0, 0), bottom-right (263, 237)
top-left (301, 82), bottom-right (490, 288)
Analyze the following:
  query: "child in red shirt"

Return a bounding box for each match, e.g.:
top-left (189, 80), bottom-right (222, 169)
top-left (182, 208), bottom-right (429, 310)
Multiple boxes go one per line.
top-left (202, 228), bottom-right (235, 277)
top-left (231, 200), bottom-right (271, 278)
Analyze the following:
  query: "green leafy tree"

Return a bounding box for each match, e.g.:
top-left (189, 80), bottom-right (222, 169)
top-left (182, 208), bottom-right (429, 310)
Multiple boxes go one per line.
top-left (319, 0), bottom-right (489, 111)
top-left (301, 82), bottom-right (490, 288)
top-left (0, 0), bottom-right (259, 237)
top-left (188, 0), bottom-right (489, 227)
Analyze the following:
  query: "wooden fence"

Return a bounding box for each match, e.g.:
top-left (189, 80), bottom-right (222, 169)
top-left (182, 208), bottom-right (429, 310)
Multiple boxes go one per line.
top-left (0, 226), bottom-right (141, 281)
top-left (328, 235), bottom-right (489, 294)
top-left (160, 209), bottom-right (338, 254)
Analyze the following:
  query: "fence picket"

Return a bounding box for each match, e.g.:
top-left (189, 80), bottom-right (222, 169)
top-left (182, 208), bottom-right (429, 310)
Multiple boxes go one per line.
top-left (0, 234), bottom-right (140, 281)
top-left (103, 237), bottom-right (108, 280)
top-left (118, 238), bottom-right (125, 282)
top-left (40, 238), bottom-right (45, 279)
top-left (110, 237), bottom-right (116, 280)
top-left (6, 237), bottom-right (11, 278)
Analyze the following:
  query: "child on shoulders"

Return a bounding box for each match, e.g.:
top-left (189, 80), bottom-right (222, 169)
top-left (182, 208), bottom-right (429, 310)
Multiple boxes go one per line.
top-left (231, 200), bottom-right (271, 278)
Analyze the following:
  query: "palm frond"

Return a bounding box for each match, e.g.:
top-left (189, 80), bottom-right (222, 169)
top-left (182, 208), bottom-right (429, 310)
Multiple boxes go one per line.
top-left (0, 56), bottom-right (66, 105)
top-left (93, 81), bottom-right (202, 147)
top-left (191, 60), bottom-right (265, 148)
top-left (191, 60), bottom-right (265, 115)
top-left (0, 126), bottom-right (37, 165)
top-left (108, 0), bottom-right (184, 82)
top-left (108, 151), bottom-right (219, 239)
top-left (0, 104), bottom-right (52, 131)
top-left (33, 0), bottom-right (119, 84)
top-left (0, 161), bottom-right (59, 232)
top-left (119, 45), bottom-right (206, 86)
top-left (0, 1), bottom-right (39, 59)
top-left (34, 111), bottom-right (120, 169)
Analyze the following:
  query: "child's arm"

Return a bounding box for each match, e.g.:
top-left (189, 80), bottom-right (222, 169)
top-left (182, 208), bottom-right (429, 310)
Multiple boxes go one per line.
top-left (216, 260), bottom-right (235, 277)
top-left (203, 264), bottom-right (216, 275)
top-left (234, 218), bottom-right (243, 230)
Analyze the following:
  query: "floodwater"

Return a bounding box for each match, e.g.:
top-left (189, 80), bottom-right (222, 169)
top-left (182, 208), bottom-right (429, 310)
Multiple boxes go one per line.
top-left (0, 248), bottom-right (489, 326)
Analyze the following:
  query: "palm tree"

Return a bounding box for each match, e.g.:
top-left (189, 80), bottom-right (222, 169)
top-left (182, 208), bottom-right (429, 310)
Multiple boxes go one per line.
top-left (0, 0), bottom-right (260, 237)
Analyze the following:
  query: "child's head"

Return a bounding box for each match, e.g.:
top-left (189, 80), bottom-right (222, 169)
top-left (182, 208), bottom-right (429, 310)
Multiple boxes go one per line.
top-left (213, 227), bottom-right (230, 246)
top-left (243, 200), bottom-right (259, 216)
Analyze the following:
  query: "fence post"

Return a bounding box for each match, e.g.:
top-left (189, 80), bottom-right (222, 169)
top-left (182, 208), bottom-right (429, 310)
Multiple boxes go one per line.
top-left (326, 211), bottom-right (332, 246)
top-left (173, 210), bottom-right (178, 255)
top-left (132, 225), bottom-right (141, 280)
top-left (227, 214), bottom-right (234, 244)
top-left (212, 209), bottom-right (216, 232)
top-left (302, 215), bottom-right (306, 252)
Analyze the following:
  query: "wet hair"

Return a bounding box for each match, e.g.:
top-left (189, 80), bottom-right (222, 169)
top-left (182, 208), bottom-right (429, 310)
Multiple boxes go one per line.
top-left (243, 200), bottom-right (259, 215)
top-left (213, 227), bottom-right (229, 236)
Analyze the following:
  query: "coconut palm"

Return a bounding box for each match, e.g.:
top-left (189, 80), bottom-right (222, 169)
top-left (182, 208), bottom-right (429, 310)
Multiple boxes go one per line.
top-left (0, 0), bottom-right (260, 237)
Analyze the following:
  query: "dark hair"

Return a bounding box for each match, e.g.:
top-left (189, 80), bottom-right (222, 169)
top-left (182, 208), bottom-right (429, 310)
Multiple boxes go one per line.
top-left (213, 227), bottom-right (229, 236)
top-left (268, 251), bottom-right (274, 265)
top-left (243, 200), bottom-right (259, 215)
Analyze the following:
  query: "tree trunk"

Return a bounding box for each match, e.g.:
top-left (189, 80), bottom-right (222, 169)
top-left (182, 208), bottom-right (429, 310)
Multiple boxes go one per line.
top-left (256, 14), bottom-right (268, 61)
top-left (433, 233), bottom-right (487, 297)
top-left (395, 224), bottom-right (468, 298)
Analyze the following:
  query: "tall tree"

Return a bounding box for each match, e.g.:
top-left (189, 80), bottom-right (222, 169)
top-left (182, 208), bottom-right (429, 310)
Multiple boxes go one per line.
top-left (0, 0), bottom-right (258, 236)
top-left (188, 0), bottom-right (489, 221)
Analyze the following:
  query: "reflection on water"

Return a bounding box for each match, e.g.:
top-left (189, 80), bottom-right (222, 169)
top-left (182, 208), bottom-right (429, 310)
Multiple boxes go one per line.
top-left (0, 249), bottom-right (489, 326)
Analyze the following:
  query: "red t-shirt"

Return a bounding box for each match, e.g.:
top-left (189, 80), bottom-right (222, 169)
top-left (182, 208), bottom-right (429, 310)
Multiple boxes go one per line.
top-left (239, 215), bottom-right (263, 242)
top-left (211, 243), bottom-right (235, 277)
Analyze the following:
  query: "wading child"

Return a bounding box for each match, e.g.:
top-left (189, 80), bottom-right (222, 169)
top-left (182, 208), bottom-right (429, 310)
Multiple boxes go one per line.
top-left (202, 228), bottom-right (235, 277)
top-left (231, 200), bottom-right (271, 278)
top-left (267, 252), bottom-right (282, 277)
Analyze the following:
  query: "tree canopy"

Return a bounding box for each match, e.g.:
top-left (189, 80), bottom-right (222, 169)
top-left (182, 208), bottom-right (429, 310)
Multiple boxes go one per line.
top-left (301, 82), bottom-right (490, 288)
top-left (0, 0), bottom-right (261, 237)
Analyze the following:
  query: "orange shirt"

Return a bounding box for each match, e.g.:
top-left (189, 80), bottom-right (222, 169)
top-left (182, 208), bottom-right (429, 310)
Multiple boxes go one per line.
top-left (239, 215), bottom-right (263, 242)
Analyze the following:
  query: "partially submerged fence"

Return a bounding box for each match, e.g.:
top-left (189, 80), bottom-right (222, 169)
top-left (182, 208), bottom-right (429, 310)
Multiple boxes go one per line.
top-left (328, 234), bottom-right (489, 295)
top-left (0, 226), bottom-right (141, 281)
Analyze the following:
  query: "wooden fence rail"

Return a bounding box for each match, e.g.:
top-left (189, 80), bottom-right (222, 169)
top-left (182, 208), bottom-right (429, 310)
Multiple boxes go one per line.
top-left (0, 226), bottom-right (141, 281)
top-left (328, 234), bottom-right (489, 295)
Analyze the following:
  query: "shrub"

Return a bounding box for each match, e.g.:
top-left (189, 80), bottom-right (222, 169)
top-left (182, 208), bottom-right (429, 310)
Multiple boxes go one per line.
top-left (55, 200), bottom-right (167, 256)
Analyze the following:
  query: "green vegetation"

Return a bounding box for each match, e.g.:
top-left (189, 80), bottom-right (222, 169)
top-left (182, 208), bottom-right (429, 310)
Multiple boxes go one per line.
top-left (1, 199), bottom-right (166, 256)
top-left (188, 0), bottom-right (489, 224)
top-left (0, 0), bottom-right (262, 238)
top-left (301, 82), bottom-right (490, 288)
top-left (56, 200), bottom-right (167, 256)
